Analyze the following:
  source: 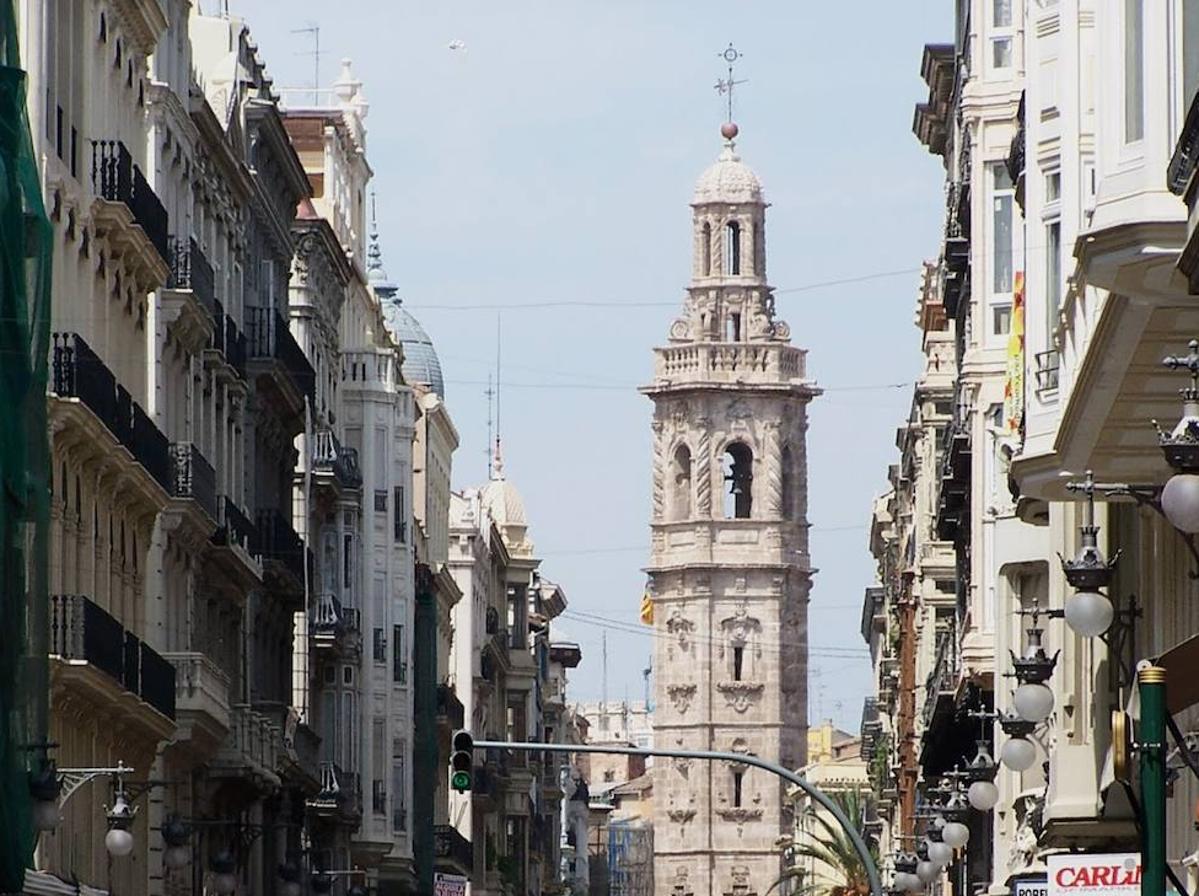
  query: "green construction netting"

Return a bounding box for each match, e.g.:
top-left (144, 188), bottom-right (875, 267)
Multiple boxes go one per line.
top-left (0, 0), bottom-right (52, 891)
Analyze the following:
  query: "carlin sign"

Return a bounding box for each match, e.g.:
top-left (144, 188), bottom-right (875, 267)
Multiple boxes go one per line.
top-left (1048, 854), bottom-right (1141, 896)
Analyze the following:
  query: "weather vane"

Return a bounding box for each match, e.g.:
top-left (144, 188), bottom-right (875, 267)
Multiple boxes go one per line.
top-left (714, 43), bottom-right (747, 124)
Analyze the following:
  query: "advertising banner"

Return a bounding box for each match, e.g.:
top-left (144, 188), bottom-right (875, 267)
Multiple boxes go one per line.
top-left (1048, 853), bottom-right (1141, 896)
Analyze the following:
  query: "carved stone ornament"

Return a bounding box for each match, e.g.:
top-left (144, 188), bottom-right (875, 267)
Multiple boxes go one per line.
top-left (670, 318), bottom-right (691, 341)
top-left (716, 681), bottom-right (765, 713)
top-left (723, 862), bottom-right (758, 893)
top-left (668, 806), bottom-right (697, 824)
top-left (666, 608), bottom-right (695, 650)
top-left (667, 683), bottom-right (696, 714)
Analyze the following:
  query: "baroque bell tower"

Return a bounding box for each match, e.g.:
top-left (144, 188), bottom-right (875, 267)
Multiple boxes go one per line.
top-left (643, 114), bottom-right (820, 896)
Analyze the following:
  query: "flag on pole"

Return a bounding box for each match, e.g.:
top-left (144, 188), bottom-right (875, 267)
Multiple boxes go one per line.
top-left (639, 588), bottom-right (654, 625)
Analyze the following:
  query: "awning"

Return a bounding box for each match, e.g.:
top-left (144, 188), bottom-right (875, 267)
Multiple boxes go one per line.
top-left (22, 869), bottom-right (108, 895)
top-left (1156, 633), bottom-right (1199, 714)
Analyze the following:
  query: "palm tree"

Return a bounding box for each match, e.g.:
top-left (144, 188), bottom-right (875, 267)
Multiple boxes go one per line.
top-left (770, 788), bottom-right (879, 896)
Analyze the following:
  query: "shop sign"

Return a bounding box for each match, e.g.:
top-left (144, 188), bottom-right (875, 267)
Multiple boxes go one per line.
top-left (1048, 853), bottom-right (1141, 896)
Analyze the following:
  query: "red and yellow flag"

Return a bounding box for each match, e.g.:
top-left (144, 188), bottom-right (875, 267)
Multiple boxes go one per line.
top-left (639, 589), bottom-right (654, 625)
top-left (1003, 271), bottom-right (1025, 433)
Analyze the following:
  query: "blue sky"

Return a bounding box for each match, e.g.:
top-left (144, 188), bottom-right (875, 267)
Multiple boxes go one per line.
top-left (229, 0), bottom-right (951, 734)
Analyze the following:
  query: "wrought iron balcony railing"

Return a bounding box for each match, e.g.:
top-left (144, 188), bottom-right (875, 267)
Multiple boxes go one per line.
top-left (91, 139), bottom-right (169, 264)
top-left (434, 824), bottom-right (473, 872)
top-left (50, 594), bottom-right (176, 720)
top-left (246, 307), bottom-right (316, 404)
top-left (255, 509), bottom-right (307, 582)
top-left (166, 236), bottom-right (216, 318)
top-left (170, 443), bottom-right (218, 521)
top-left (51, 332), bottom-right (171, 493)
top-left (208, 301), bottom-right (248, 380)
top-left (212, 495), bottom-right (257, 554)
top-left (312, 430), bottom-right (363, 489)
top-left (436, 683), bottom-right (466, 729)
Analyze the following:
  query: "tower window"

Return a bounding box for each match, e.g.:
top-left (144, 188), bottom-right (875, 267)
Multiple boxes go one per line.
top-left (702, 222), bottom-right (712, 276)
top-left (723, 442), bottom-right (753, 519)
top-left (671, 444), bottom-right (693, 521)
top-left (725, 220), bottom-right (741, 275)
top-left (725, 312), bottom-right (741, 342)
top-left (732, 770), bottom-right (744, 807)
top-left (733, 645), bottom-right (744, 681)
top-left (751, 223), bottom-right (761, 276)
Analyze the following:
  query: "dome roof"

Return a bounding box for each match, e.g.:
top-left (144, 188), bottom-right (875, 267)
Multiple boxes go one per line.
top-left (693, 141), bottom-right (764, 205)
top-left (381, 298), bottom-right (445, 397)
top-left (480, 476), bottom-right (527, 529)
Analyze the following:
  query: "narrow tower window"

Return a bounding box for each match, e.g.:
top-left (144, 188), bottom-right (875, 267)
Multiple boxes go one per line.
top-left (702, 222), bottom-right (712, 275)
top-left (781, 444), bottom-right (795, 520)
top-left (751, 223), bottom-right (761, 276)
top-left (671, 445), bottom-right (693, 520)
top-left (732, 770), bottom-right (744, 807)
top-left (733, 645), bottom-right (745, 681)
top-left (725, 312), bottom-right (741, 342)
top-left (725, 220), bottom-right (741, 275)
top-left (723, 442), bottom-right (753, 519)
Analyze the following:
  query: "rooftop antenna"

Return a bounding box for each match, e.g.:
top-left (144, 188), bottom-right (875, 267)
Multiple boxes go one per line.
top-left (484, 374), bottom-right (495, 482)
top-left (714, 43), bottom-right (747, 127)
top-left (642, 661), bottom-right (652, 712)
top-left (491, 312), bottom-right (503, 478)
top-left (291, 23), bottom-right (322, 103)
top-left (601, 630), bottom-right (608, 714)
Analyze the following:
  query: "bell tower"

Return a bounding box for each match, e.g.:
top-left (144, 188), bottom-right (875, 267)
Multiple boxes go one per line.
top-left (643, 117), bottom-right (820, 896)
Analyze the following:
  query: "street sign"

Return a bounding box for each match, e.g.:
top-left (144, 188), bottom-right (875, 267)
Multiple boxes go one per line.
top-left (434, 872), bottom-right (469, 896)
top-left (1011, 872), bottom-right (1047, 896)
top-left (1048, 854), bottom-right (1141, 896)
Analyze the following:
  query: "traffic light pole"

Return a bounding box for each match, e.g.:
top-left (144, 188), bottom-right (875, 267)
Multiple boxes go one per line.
top-left (473, 738), bottom-right (883, 896)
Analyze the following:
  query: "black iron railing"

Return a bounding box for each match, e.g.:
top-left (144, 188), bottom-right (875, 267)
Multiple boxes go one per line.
top-left (436, 683), bottom-right (465, 729)
top-left (51, 333), bottom-right (171, 493)
top-left (213, 495), bottom-right (257, 553)
top-left (312, 430), bottom-right (363, 489)
top-left (255, 509), bottom-right (306, 581)
top-left (170, 443), bottom-right (218, 521)
top-left (50, 594), bottom-right (176, 719)
top-left (91, 140), bottom-right (169, 264)
top-left (246, 307), bottom-right (316, 403)
top-left (167, 236), bottom-right (216, 318)
top-left (434, 824), bottom-right (473, 871)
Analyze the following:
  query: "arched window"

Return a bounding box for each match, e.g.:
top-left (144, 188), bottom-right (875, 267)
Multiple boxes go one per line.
top-left (751, 223), bottom-right (761, 276)
top-left (724, 220), bottom-right (741, 275)
top-left (671, 445), bottom-right (692, 521)
top-left (732, 769), bottom-right (744, 807)
top-left (722, 442), bottom-right (753, 519)
top-left (725, 312), bottom-right (741, 342)
top-left (781, 444), bottom-right (795, 520)
top-left (701, 222), bottom-right (712, 275)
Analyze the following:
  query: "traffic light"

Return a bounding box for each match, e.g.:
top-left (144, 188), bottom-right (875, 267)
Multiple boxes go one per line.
top-left (450, 730), bottom-right (474, 792)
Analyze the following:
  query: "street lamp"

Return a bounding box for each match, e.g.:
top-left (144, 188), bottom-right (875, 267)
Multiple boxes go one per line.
top-left (998, 713), bottom-right (1038, 772)
top-left (211, 849), bottom-right (238, 895)
top-left (964, 739), bottom-right (1000, 812)
top-left (162, 815), bottom-right (191, 870)
top-left (103, 779), bottom-right (136, 858)
top-left (278, 863), bottom-right (303, 896)
top-left (938, 786), bottom-right (970, 849)
top-left (1060, 471), bottom-right (1119, 637)
top-left (892, 851), bottom-right (921, 892)
top-left (1009, 604), bottom-right (1058, 724)
top-left (1157, 340), bottom-right (1199, 533)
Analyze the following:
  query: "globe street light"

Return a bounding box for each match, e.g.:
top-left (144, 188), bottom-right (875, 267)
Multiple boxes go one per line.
top-left (104, 784), bottom-right (137, 858)
top-left (211, 850), bottom-right (238, 895)
top-left (1159, 341), bottom-right (1199, 532)
top-left (964, 738), bottom-right (1000, 812)
top-left (1060, 471), bottom-right (1119, 638)
top-left (162, 815), bottom-right (191, 871)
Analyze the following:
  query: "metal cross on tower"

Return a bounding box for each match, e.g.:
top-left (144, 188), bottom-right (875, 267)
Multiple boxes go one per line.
top-left (714, 43), bottom-right (747, 123)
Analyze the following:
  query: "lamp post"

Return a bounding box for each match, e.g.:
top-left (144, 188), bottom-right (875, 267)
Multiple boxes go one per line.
top-left (1139, 665), bottom-right (1167, 896)
top-left (25, 758), bottom-right (142, 857)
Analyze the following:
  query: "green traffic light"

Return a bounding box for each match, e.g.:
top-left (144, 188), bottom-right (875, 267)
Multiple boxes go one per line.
top-left (451, 770), bottom-right (472, 792)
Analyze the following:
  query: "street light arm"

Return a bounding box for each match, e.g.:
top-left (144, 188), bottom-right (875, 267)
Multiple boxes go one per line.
top-left (474, 739), bottom-right (883, 896)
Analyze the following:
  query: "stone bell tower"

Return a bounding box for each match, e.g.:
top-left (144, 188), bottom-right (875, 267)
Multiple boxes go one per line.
top-left (643, 119), bottom-right (820, 896)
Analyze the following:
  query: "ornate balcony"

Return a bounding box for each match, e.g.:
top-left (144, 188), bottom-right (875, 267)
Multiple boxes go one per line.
top-left (254, 509), bottom-right (308, 600)
top-left (434, 824), bottom-right (473, 877)
top-left (166, 237), bottom-right (216, 316)
top-left (209, 495), bottom-right (261, 586)
top-left (163, 651), bottom-right (231, 756)
top-left (341, 349), bottom-right (398, 393)
top-left (50, 595), bottom-right (176, 740)
top-left (212, 704), bottom-right (281, 790)
top-left (51, 332), bottom-right (172, 496)
top-left (89, 140), bottom-right (170, 289)
top-left (309, 761), bottom-right (362, 823)
top-left (246, 307), bottom-right (315, 417)
top-left (650, 342), bottom-right (809, 389)
top-left (207, 301), bottom-right (248, 382)
top-left (170, 442), bottom-right (218, 524)
top-left (436, 683), bottom-right (465, 731)
top-left (312, 430), bottom-right (363, 490)
top-left (311, 592), bottom-right (360, 653)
